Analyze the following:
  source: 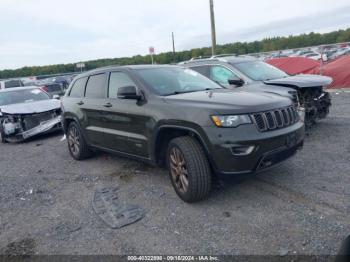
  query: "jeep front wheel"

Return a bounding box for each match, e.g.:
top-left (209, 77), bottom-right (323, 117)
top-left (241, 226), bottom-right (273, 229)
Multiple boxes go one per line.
top-left (167, 136), bottom-right (212, 202)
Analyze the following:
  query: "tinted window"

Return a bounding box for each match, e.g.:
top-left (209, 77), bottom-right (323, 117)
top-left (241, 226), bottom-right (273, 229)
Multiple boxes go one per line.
top-left (5, 80), bottom-right (23, 88)
top-left (85, 74), bottom-right (106, 98)
top-left (0, 88), bottom-right (49, 106)
top-left (46, 84), bottom-right (62, 92)
top-left (108, 72), bottom-right (136, 99)
top-left (69, 77), bottom-right (87, 98)
top-left (210, 65), bottom-right (239, 84)
top-left (190, 65), bottom-right (210, 78)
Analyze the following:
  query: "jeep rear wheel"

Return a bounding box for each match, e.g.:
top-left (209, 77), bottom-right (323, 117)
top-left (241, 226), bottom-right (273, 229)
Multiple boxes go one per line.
top-left (167, 136), bottom-right (211, 202)
top-left (67, 122), bottom-right (92, 160)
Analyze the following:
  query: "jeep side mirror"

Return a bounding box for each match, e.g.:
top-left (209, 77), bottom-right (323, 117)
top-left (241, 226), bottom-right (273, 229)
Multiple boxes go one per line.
top-left (52, 94), bottom-right (60, 100)
top-left (228, 78), bottom-right (244, 87)
top-left (117, 86), bottom-right (142, 100)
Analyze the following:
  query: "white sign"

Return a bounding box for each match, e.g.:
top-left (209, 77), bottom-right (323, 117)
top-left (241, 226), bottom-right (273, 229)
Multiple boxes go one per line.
top-left (76, 63), bottom-right (85, 69)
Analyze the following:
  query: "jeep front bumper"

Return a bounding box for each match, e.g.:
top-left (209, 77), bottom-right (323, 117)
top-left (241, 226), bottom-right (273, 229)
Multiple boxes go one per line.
top-left (202, 121), bottom-right (305, 175)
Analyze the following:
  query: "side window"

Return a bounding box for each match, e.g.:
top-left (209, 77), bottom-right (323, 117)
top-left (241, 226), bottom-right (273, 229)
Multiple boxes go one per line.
top-left (85, 74), bottom-right (106, 99)
top-left (5, 80), bottom-right (22, 88)
top-left (210, 65), bottom-right (239, 84)
top-left (69, 77), bottom-right (87, 98)
top-left (190, 65), bottom-right (210, 78)
top-left (108, 72), bottom-right (136, 99)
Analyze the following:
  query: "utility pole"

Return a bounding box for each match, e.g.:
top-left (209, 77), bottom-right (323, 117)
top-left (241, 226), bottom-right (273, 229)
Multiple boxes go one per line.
top-left (209, 0), bottom-right (217, 56)
top-left (172, 32), bottom-right (176, 63)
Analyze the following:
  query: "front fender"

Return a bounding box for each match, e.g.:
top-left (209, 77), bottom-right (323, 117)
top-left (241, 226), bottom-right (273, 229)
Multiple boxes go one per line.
top-left (151, 121), bottom-right (212, 163)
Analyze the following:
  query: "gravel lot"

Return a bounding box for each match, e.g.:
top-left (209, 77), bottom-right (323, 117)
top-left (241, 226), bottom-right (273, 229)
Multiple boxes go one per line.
top-left (0, 92), bottom-right (349, 256)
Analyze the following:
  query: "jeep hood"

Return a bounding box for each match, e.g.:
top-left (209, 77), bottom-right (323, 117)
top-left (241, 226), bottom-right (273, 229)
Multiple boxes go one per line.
top-left (164, 89), bottom-right (291, 114)
top-left (0, 99), bottom-right (61, 115)
top-left (263, 74), bottom-right (332, 89)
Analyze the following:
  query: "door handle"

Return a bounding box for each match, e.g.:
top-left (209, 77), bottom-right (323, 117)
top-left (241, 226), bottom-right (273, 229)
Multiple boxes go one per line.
top-left (77, 101), bottom-right (84, 105)
top-left (103, 103), bottom-right (112, 108)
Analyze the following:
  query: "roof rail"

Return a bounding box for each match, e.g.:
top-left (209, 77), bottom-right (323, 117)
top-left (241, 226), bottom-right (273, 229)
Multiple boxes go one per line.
top-left (210, 53), bottom-right (237, 58)
top-left (189, 56), bottom-right (212, 61)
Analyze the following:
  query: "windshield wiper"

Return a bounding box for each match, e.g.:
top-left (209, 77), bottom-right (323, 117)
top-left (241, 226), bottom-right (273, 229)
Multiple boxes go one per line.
top-left (165, 88), bottom-right (217, 96)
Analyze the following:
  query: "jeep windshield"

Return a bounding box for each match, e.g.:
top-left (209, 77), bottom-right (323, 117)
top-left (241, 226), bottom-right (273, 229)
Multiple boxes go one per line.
top-left (234, 61), bottom-right (289, 81)
top-left (0, 88), bottom-right (49, 106)
top-left (136, 67), bottom-right (222, 96)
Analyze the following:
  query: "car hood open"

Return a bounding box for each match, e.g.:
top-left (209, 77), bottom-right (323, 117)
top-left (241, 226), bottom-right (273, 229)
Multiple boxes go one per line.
top-left (0, 99), bottom-right (61, 115)
top-left (263, 74), bottom-right (333, 88)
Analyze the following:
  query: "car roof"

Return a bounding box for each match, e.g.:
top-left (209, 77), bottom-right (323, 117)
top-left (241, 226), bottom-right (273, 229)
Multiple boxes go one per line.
top-left (179, 55), bottom-right (257, 66)
top-left (77, 64), bottom-right (180, 78)
top-left (0, 86), bottom-right (40, 93)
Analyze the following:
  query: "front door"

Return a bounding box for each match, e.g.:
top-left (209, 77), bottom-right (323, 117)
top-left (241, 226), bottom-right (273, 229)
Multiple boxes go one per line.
top-left (101, 71), bottom-right (151, 158)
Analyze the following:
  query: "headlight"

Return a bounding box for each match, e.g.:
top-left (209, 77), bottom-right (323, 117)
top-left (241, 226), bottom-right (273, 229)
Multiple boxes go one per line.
top-left (211, 115), bottom-right (252, 128)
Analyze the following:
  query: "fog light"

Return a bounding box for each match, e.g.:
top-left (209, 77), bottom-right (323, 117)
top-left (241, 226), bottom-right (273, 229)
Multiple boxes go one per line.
top-left (231, 145), bottom-right (255, 156)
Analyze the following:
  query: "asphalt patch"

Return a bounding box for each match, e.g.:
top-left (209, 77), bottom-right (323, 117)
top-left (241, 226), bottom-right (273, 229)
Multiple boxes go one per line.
top-left (2, 238), bottom-right (36, 256)
top-left (92, 187), bottom-right (145, 229)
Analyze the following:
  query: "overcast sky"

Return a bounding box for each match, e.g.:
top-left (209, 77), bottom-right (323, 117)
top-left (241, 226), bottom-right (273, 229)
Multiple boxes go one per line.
top-left (0, 0), bottom-right (349, 69)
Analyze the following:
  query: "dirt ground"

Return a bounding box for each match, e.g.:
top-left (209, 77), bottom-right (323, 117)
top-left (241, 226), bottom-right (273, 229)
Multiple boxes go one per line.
top-left (0, 92), bottom-right (349, 256)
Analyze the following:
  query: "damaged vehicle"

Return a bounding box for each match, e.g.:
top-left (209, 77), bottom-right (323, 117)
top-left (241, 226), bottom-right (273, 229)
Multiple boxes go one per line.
top-left (181, 55), bottom-right (332, 127)
top-left (62, 65), bottom-right (304, 202)
top-left (0, 87), bottom-right (62, 143)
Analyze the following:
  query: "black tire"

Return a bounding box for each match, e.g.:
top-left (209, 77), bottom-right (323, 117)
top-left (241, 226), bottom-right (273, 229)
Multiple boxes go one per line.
top-left (166, 136), bottom-right (212, 202)
top-left (67, 121), bottom-right (92, 160)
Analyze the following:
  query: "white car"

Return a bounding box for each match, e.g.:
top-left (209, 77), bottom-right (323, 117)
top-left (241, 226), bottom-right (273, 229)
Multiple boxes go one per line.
top-left (0, 86), bottom-right (62, 143)
top-left (0, 79), bottom-right (24, 90)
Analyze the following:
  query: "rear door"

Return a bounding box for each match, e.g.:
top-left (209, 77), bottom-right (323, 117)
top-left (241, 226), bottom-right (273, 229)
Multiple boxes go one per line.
top-left (101, 71), bottom-right (150, 157)
top-left (82, 73), bottom-right (109, 147)
top-left (65, 76), bottom-right (88, 128)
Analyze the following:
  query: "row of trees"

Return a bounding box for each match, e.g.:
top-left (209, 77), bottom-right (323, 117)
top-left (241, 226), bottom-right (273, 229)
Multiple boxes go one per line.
top-left (1, 28), bottom-right (349, 79)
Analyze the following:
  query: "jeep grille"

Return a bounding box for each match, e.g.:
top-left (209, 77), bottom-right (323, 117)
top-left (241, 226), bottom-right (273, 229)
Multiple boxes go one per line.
top-left (252, 106), bottom-right (299, 132)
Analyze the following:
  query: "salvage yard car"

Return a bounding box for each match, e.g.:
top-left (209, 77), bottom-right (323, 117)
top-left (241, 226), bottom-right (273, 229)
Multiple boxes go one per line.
top-left (0, 86), bottom-right (62, 143)
top-left (0, 79), bottom-right (24, 89)
top-left (181, 55), bottom-right (332, 127)
top-left (61, 65), bottom-right (305, 202)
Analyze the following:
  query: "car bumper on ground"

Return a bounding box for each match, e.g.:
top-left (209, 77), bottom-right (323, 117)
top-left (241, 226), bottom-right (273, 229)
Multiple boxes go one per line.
top-left (203, 121), bottom-right (305, 175)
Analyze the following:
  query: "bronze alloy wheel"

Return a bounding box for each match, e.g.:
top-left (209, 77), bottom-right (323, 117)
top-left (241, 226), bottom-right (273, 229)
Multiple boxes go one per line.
top-left (68, 125), bottom-right (80, 156)
top-left (169, 147), bottom-right (189, 193)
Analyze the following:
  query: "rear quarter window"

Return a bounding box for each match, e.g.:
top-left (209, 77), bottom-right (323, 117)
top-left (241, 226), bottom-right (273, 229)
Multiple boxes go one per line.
top-left (69, 77), bottom-right (87, 98)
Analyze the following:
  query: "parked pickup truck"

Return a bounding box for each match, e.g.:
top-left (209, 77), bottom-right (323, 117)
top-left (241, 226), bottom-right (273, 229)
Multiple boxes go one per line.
top-left (61, 65), bottom-right (305, 202)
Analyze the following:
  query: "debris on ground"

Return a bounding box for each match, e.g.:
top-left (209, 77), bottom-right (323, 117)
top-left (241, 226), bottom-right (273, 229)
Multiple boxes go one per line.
top-left (48, 211), bottom-right (83, 240)
top-left (15, 188), bottom-right (55, 205)
top-left (92, 187), bottom-right (145, 229)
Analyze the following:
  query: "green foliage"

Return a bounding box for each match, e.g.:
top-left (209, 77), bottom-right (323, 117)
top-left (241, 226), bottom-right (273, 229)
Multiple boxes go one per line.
top-left (1, 28), bottom-right (350, 79)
